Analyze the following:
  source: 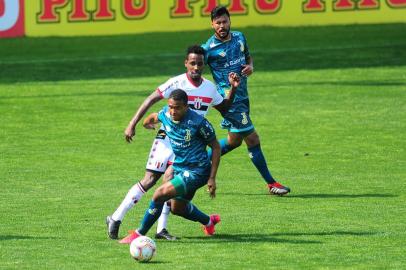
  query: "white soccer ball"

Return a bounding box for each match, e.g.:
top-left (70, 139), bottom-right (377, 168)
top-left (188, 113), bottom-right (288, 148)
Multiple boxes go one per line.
top-left (129, 236), bottom-right (156, 262)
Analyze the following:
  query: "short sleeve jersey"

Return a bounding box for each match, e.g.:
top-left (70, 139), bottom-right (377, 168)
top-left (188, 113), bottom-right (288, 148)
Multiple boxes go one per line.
top-left (157, 73), bottom-right (223, 117)
top-left (202, 31), bottom-right (250, 102)
top-left (157, 106), bottom-right (216, 173)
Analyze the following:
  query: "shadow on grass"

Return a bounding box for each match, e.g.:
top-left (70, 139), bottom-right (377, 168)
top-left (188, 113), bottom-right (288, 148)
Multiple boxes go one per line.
top-left (270, 231), bottom-right (380, 237)
top-left (137, 261), bottom-right (168, 264)
top-left (219, 192), bottom-right (397, 199)
top-left (174, 231), bottom-right (380, 245)
top-left (285, 193), bottom-right (397, 199)
top-left (181, 233), bottom-right (322, 244)
top-left (0, 235), bottom-right (57, 241)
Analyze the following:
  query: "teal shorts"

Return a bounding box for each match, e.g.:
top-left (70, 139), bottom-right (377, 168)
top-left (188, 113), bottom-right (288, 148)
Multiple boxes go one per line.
top-left (170, 170), bottom-right (209, 201)
top-left (221, 99), bottom-right (255, 134)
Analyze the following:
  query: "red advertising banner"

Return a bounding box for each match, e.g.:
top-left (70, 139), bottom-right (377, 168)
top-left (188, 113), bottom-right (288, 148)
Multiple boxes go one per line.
top-left (0, 0), bottom-right (24, 38)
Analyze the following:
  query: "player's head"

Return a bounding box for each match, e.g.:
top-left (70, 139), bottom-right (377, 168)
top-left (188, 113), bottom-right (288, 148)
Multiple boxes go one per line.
top-left (211, 6), bottom-right (231, 40)
top-left (185, 45), bottom-right (205, 82)
top-left (168, 89), bottom-right (189, 122)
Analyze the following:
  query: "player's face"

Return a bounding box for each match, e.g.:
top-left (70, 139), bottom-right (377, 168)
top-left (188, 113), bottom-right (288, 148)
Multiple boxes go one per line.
top-left (185, 53), bottom-right (204, 81)
top-left (168, 98), bottom-right (188, 122)
top-left (212, 15), bottom-right (231, 40)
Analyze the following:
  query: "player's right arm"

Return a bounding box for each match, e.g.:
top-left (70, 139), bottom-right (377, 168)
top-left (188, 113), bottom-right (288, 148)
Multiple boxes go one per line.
top-left (124, 91), bottom-right (162, 143)
top-left (207, 138), bottom-right (220, 199)
top-left (142, 113), bottom-right (159, 130)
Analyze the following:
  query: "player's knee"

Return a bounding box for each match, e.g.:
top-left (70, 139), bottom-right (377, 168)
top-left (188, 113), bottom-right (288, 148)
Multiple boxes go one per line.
top-left (228, 137), bottom-right (243, 148)
top-left (140, 172), bottom-right (161, 191)
top-left (170, 207), bottom-right (182, 216)
top-left (163, 166), bottom-right (174, 183)
top-left (170, 206), bottom-right (186, 216)
top-left (152, 185), bottom-right (170, 202)
top-left (244, 132), bottom-right (260, 147)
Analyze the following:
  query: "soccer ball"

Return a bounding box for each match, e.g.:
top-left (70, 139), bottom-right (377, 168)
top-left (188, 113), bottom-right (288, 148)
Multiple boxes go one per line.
top-left (129, 236), bottom-right (156, 262)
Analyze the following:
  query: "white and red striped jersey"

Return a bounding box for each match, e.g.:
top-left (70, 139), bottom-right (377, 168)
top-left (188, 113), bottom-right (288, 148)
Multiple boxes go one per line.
top-left (157, 73), bottom-right (223, 116)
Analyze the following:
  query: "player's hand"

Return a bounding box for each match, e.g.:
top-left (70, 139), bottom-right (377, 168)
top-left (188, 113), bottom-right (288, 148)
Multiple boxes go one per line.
top-left (124, 125), bottom-right (135, 143)
top-left (207, 177), bottom-right (216, 199)
top-left (241, 64), bottom-right (253, 77)
top-left (143, 123), bottom-right (157, 130)
top-left (228, 72), bottom-right (240, 88)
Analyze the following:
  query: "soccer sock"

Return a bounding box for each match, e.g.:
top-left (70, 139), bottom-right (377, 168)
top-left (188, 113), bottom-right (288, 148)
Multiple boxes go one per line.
top-left (156, 201), bottom-right (171, 233)
top-left (138, 200), bottom-right (164, 235)
top-left (181, 203), bottom-right (210, 225)
top-left (111, 182), bottom-right (146, 221)
top-left (247, 144), bottom-right (275, 184)
top-left (207, 138), bottom-right (235, 158)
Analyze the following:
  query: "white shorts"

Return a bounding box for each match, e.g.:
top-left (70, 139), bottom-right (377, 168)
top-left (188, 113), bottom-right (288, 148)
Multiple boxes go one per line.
top-left (145, 130), bottom-right (175, 173)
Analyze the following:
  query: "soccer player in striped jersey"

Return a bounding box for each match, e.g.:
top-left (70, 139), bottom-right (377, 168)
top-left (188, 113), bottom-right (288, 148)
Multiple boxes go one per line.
top-left (106, 45), bottom-right (240, 241)
top-left (119, 90), bottom-right (221, 243)
top-left (201, 6), bottom-right (291, 195)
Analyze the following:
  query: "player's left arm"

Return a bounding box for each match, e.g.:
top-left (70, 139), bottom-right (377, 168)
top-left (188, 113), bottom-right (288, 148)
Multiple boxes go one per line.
top-left (142, 113), bottom-right (159, 130)
top-left (199, 118), bottom-right (220, 198)
top-left (241, 55), bottom-right (254, 77)
top-left (213, 72), bottom-right (240, 114)
top-left (207, 138), bottom-right (220, 199)
top-left (241, 34), bottom-right (253, 77)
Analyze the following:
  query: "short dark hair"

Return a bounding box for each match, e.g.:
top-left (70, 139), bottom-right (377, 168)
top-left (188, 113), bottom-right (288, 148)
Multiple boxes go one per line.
top-left (186, 45), bottom-right (205, 59)
top-left (169, 89), bottom-right (188, 105)
top-left (211, 5), bottom-right (230, 21)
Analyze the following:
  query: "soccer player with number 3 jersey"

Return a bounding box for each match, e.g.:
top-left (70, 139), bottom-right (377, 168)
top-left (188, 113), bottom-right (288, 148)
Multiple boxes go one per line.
top-left (202, 6), bottom-right (291, 195)
top-left (118, 89), bottom-right (222, 244)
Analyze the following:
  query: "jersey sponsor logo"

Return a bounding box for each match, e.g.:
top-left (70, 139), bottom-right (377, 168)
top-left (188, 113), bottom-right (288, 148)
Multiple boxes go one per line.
top-left (170, 138), bottom-right (191, 148)
top-left (224, 56), bottom-right (246, 68)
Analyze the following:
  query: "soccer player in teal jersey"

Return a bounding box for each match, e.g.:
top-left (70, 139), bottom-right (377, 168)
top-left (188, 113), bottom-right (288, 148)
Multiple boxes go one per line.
top-left (119, 90), bottom-right (221, 243)
top-left (202, 6), bottom-right (291, 195)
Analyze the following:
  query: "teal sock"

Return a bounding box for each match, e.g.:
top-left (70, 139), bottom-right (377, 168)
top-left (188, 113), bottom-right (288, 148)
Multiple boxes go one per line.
top-left (207, 138), bottom-right (235, 158)
top-left (138, 200), bottom-right (164, 235)
top-left (182, 203), bottom-right (210, 225)
top-left (248, 144), bottom-right (275, 184)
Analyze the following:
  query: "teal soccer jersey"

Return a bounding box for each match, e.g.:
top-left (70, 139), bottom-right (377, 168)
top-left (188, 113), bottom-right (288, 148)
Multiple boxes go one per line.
top-left (202, 31), bottom-right (255, 133)
top-left (202, 31), bottom-right (250, 102)
top-left (157, 106), bottom-right (216, 175)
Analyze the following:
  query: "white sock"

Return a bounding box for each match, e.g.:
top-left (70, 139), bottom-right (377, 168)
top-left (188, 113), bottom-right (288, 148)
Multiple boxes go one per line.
top-left (111, 182), bottom-right (145, 221)
top-left (156, 201), bottom-right (171, 233)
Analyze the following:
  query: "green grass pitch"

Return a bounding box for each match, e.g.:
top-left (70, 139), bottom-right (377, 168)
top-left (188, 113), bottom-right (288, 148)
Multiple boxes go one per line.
top-left (0, 23), bottom-right (405, 269)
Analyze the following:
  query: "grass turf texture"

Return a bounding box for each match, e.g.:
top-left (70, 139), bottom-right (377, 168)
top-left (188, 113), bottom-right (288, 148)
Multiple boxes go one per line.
top-left (0, 24), bottom-right (405, 269)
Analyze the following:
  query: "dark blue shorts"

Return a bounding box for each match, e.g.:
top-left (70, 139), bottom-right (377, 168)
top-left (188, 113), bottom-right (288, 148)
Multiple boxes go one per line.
top-left (221, 99), bottom-right (255, 134)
